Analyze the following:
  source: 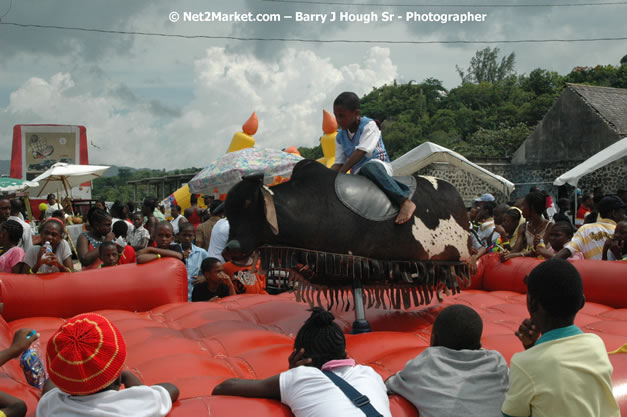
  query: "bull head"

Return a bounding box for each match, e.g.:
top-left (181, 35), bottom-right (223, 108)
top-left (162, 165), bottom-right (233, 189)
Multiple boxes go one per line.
top-left (224, 173), bottom-right (280, 256)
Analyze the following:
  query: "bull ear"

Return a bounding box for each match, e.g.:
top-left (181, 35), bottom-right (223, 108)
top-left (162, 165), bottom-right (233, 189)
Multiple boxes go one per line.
top-left (262, 187), bottom-right (279, 235)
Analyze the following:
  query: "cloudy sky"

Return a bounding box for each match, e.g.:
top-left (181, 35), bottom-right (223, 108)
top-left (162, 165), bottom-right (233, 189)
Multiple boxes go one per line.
top-left (0, 0), bottom-right (624, 169)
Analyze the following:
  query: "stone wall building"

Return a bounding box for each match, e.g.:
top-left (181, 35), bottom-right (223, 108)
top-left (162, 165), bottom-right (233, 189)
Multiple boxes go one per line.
top-left (414, 83), bottom-right (627, 204)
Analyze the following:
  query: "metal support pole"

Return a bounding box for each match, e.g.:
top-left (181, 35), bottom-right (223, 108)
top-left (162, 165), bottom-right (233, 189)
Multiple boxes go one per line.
top-left (351, 278), bottom-right (371, 334)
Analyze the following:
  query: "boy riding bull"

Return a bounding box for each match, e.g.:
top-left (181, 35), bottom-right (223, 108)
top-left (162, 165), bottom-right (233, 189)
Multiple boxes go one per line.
top-left (331, 92), bottom-right (416, 224)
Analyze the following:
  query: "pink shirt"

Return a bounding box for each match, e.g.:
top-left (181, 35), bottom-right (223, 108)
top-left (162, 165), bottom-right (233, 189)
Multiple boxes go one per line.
top-left (0, 246), bottom-right (25, 273)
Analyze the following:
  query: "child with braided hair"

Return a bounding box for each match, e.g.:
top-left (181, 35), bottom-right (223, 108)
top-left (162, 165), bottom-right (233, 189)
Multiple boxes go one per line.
top-left (0, 220), bottom-right (25, 273)
top-left (213, 308), bottom-right (392, 417)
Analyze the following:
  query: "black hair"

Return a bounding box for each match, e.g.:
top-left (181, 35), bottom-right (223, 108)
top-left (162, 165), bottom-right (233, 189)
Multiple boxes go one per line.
top-left (41, 218), bottom-right (64, 235)
top-left (432, 304), bottom-right (483, 350)
top-left (50, 210), bottom-right (65, 221)
top-left (480, 201), bottom-right (496, 217)
top-left (179, 222), bottom-right (195, 233)
top-left (294, 308), bottom-right (346, 369)
top-left (87, 208), bottom-right (111, 226)
top-left (201, 257), bottom-right (222, 273)
top-left (172, 205), bottom-right (182, 213)
top-left (584, 211), bottom-right (598, 224)
top-left (46, 193), bottom-right (56, 202)
top-left (333, 92), bottom-right (360, 111)
top-left (98, 241), bottom-right (118, 257)
top-left (525, 191), bottom-right (546, 215)
top-left (132, 211), bottom-right (144, 219)
top-left (126, 201), bottom-right (136, 214)
top-left (112, 221), bottom-right (128, 238)
top-left (9, 198), bottom-right (23, 215)
top-left (209, 200), bottom-right (222, 213)
top-left (551, 221), bottom-right (574, 238)
top-left (109, 201), bottom-right (126, 219)
top-left (557, 198), bottom-right (570, 210)
top-left (143, 196), bottom-right (157, 211)
top-left (155, 220), bottom-right (173, 232)
top-left (504, 208), bottom-right (521, 225)
top-left (190, 194), bottom-right (198, 205)
top-left (0, 196), bottom-right (9, 202)
top-left (1, 220), bottom-right (23, 245)
top-left (526, 258), bottom-right (584, 319)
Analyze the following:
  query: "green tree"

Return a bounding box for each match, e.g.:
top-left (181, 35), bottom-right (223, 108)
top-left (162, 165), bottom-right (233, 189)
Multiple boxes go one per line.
top-left (456, 47), bottom-right (516, 84)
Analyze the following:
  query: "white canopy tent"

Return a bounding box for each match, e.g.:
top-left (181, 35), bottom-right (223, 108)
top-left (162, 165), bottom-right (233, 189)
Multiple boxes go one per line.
top-left (554, 137), bottom-right (627, 187)
top-left (554, 137), bottom-right (627, 220)
top-left (391, 141), bottom-right (515, 196)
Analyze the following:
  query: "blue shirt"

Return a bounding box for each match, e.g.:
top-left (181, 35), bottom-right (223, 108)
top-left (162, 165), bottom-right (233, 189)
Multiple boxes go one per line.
top-left (184, 244), bottom-right (209, 301)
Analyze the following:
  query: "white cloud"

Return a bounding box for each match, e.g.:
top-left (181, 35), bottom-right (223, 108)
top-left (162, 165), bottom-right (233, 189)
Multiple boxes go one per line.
top-left (1, 47), bottom-right (396, 169)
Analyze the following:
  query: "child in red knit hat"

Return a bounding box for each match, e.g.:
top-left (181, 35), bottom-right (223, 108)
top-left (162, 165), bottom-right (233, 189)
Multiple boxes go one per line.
top-left (37, 313), bottom-right (179, 417)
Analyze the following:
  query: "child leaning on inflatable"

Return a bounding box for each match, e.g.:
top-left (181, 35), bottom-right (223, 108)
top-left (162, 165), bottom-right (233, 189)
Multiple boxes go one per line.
top-left (501, 258), bottom-right (620, 417)
top-left (385, 304), bottom-right (509, 417)
top-left (37, 313), bottom-right (179, 417)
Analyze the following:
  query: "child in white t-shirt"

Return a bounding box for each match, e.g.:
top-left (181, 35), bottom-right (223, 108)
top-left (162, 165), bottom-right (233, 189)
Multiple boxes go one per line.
top-left (212, 308), bottom-right (392, 417)
top-left (37, 313), bottom-right (179, 417)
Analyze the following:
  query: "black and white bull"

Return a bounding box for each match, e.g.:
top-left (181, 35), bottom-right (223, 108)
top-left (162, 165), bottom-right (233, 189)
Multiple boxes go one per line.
top-left (224, 159), bottom-right (471, 317)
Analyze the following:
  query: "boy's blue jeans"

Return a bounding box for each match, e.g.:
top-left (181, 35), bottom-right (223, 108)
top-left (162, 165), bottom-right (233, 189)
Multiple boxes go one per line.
top-left (358, 162), bottom-right (410, 206)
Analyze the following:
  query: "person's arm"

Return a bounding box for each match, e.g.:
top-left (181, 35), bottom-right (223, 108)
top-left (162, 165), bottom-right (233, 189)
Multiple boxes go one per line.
top-left (121, 370), bottom-right (142, 388)
top-left (77, 234), bottom-right (100, 267)
top-left (603, 239), bottom-right (611, 260)
top-left (469, 247), bottom-right (487, 274)
top-left (212, 374), bottom-right (281, 400)
top-left (156, 383), bottom-right (180, 403)
top-left (0, 329), bottom-right (38, 367)
top-left (0, 391), bottom-right (27, 417)
top-left (62, 254), bottom-right (74, 272)
top-left (339, 149), bottom-right (367, 173)
top-left (131, 236), bottom-right (149, 252)
top-left (136, 247), bottom-right (183, 264)
top-left (500, 223), bottom-right (527, 261)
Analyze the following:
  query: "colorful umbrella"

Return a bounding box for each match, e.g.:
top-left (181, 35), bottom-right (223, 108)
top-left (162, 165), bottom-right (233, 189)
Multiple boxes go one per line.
top-left (188, 148), bottom-right (303, 196)
top-left (0, 177), bottom-right (39, 194)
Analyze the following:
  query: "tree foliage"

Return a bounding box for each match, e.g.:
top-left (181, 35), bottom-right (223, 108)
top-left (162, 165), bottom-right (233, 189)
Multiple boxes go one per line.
top-left (456, 47), bottom-right (516, 84)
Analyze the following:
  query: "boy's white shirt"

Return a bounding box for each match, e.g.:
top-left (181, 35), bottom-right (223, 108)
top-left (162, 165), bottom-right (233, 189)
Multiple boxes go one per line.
top-left (335, 120), bottom-right (392, 175)
top-left (36, 386), bottom-right (172, 417)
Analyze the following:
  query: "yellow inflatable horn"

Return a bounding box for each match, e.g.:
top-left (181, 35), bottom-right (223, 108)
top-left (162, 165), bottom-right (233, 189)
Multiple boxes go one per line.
top-left (316, 109), bottom-right (337, 168)
top-left (227, 112), bottom-right (257, 153)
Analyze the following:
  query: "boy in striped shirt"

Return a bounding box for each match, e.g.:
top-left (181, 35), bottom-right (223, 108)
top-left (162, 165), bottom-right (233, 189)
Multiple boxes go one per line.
top-left (555, 195), bottom-right (625, 260)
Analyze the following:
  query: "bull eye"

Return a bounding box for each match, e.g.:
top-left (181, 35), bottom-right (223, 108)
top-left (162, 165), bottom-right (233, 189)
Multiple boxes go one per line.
top-left (244, 200), bottom-right (252, 209)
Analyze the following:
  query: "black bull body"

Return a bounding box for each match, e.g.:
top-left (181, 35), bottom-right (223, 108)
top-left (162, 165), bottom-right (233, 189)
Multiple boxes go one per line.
top-left (225, 159), bottom-right (471, 310)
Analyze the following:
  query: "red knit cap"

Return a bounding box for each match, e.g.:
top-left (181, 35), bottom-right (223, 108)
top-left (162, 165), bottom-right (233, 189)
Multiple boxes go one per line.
top-left (46, 313), bottom-right (127, 395)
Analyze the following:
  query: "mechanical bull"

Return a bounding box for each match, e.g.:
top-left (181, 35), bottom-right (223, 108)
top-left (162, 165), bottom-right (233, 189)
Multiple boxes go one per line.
top-left (224, 159), bottom-right (471, 316)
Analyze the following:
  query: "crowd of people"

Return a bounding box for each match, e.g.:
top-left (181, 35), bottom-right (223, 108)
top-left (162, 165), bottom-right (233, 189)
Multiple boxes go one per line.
top-left (0, 193), bottom-right (267, 304)
top-left (468, 187), bottom-right (627, 272)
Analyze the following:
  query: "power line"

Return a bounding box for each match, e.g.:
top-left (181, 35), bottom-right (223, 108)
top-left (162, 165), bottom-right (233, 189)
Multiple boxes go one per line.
top-left (262, 0), bottom-right (627, 7)
top-left (1, 22), bottom-right (626, 45)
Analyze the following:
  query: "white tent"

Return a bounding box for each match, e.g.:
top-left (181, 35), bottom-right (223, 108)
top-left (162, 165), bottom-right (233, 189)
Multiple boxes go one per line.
top-left (554, 137), bottom-right (627, 187)
top-left (391, 141), bottom-right (515, 196)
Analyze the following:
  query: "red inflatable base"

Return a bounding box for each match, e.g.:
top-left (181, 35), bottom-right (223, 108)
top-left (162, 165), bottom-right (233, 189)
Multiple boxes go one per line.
top-left (0, 256), bottom-right (626, 416)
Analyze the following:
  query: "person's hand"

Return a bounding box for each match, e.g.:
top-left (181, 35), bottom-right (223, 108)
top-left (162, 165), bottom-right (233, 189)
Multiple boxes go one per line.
top-left (533, 234), bottom-right (543, 247)
top-left (609, 238), bottom-right (624, 259)
top-left (9, 329), bottom-right (38, 358)
top-left (43, 252), bottom-right (60, 266)
top-left (192, 275), bottom-right (207, 286)
top-left (36, 246), bottom-right (48, 265)
top-left (469, 256), bottom-right (478, 275)
top-left (500, 252), bottom-right (518, 262)
top-left (288, 348), bottom-right (312, 369)
top-left (183, 248), bottom-right (191, 259)
top-left (515, 318), bottom-right (540, 349)
top-left (105, 232), bottom-right (116, 241)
